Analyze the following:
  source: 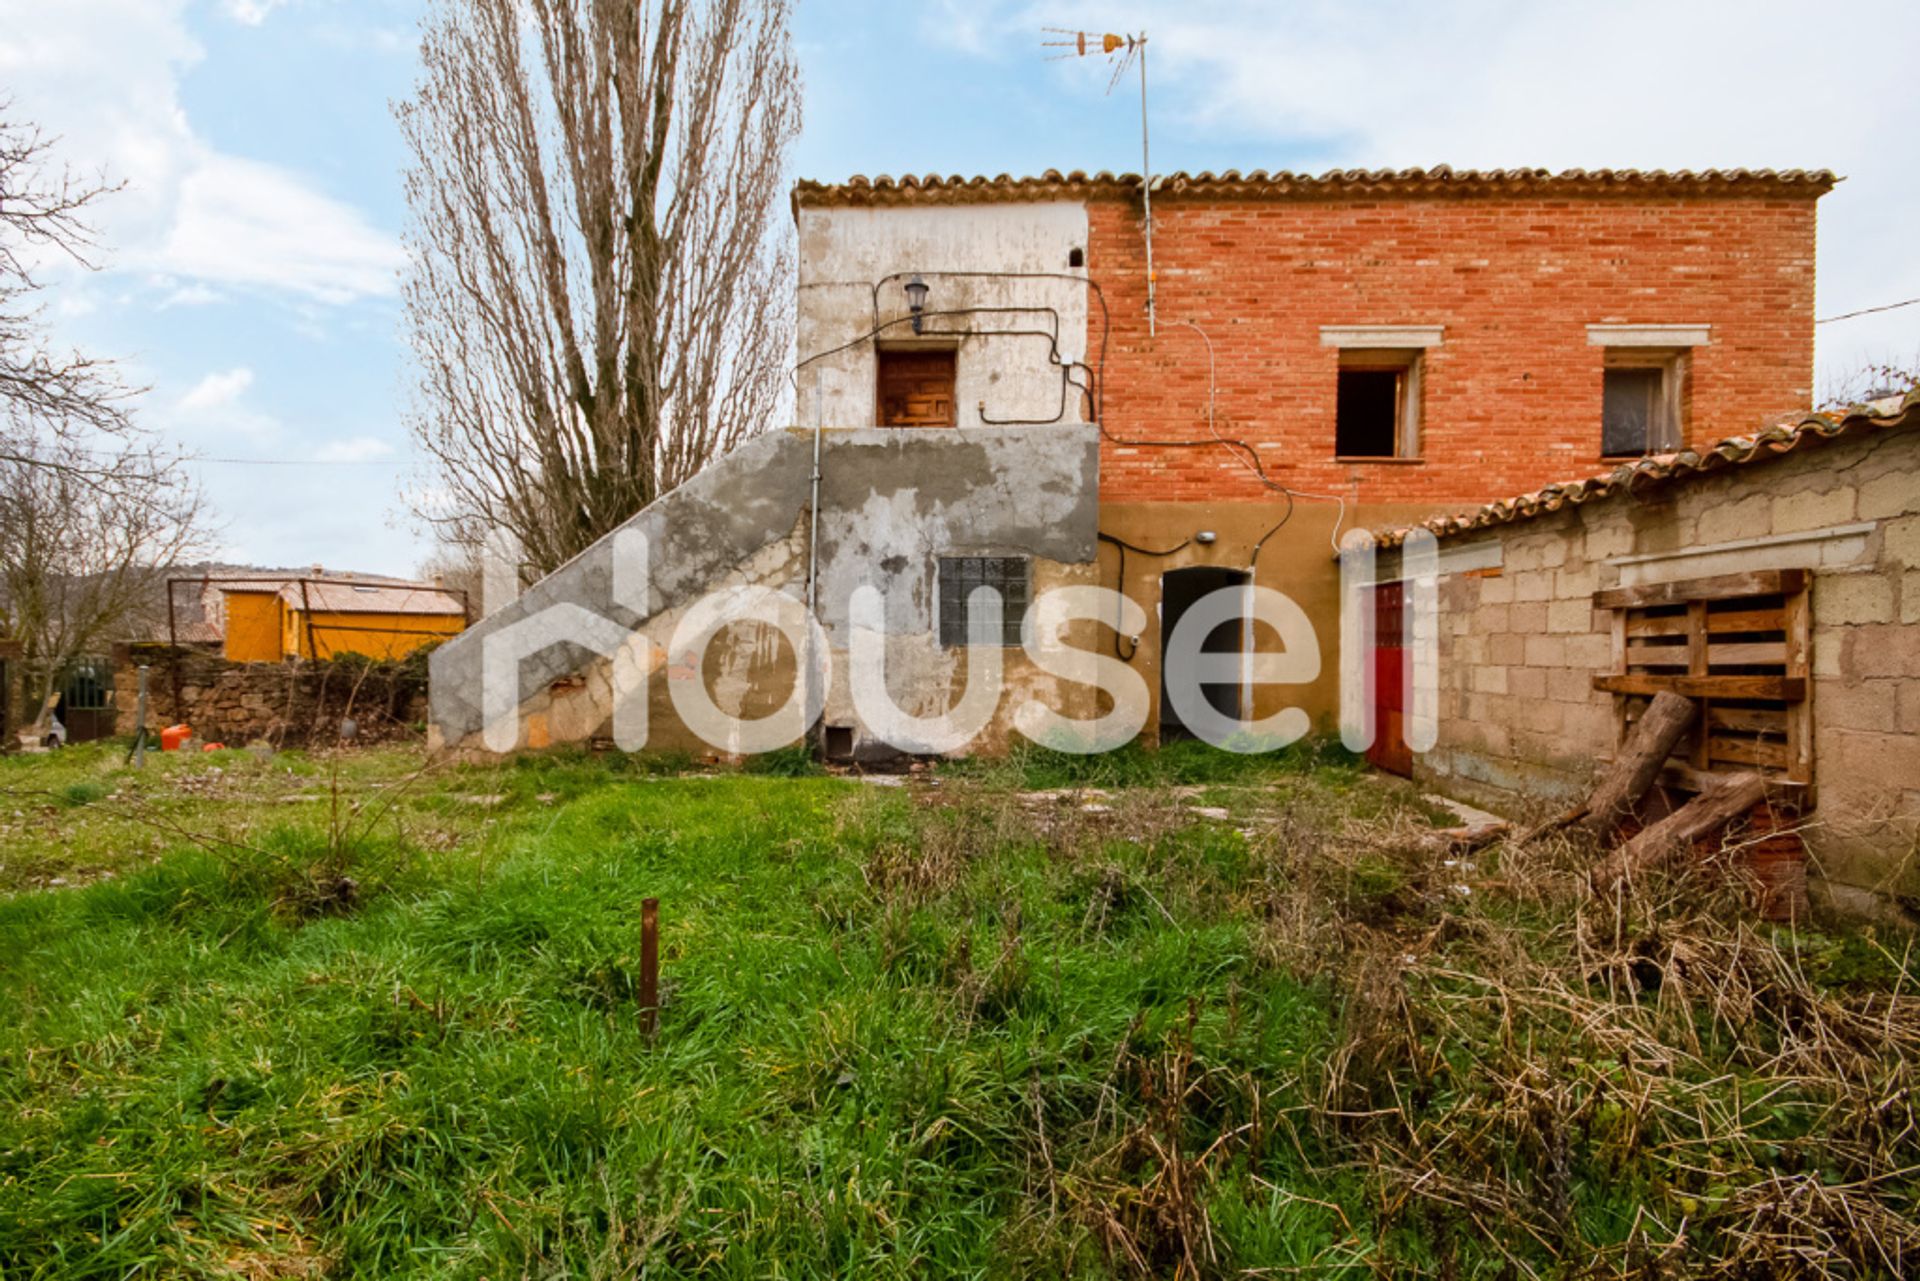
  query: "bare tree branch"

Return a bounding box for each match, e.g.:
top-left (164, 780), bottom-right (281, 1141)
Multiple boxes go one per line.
top-left (0, 437), bottom-right (208, 735)
top-left (0, 98), bottom-right (141, 455)
top-left (397, 0), bottom-right (800, 578)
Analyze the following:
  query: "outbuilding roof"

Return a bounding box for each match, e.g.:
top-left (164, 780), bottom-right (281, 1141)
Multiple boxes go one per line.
top-left (279, 580), bottom-right (467, 616)
top-left (793, 166), bottom-right (1837, 210)
top-left (1366, 390), bottom-right (1920, 549)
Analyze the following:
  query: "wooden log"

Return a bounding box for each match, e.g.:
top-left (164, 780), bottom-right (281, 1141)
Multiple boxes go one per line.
top-left (1580, 690), bottom-right (1697, 838)
top-left (1589, 772), bottom-right (1769, 895)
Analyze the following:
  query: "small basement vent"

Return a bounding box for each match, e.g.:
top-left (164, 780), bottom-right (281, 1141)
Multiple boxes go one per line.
top-left (1591, 568), bottom-right (1811, 793)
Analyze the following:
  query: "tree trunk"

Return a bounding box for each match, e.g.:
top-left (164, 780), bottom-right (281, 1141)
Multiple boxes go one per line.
top-left (1580, 691), bottom-right (1698, 838)
top-left (1589, 772), bottom-right (1768, 895)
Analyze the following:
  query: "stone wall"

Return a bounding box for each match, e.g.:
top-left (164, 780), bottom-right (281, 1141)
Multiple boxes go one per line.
top-left (1416, 419), bottom-right (1920, 895)
top-left (114, 645), bottom-right (429, 746)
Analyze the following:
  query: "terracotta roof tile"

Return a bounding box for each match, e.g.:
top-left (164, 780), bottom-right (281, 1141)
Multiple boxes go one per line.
top-left (1366, 390), bottom-right (1920, 549)
top-left (793, 166), bottom-right (1838, 210)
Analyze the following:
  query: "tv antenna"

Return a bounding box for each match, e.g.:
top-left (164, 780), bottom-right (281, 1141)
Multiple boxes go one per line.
top-left (1044, 27), bottom-right (1157, 335)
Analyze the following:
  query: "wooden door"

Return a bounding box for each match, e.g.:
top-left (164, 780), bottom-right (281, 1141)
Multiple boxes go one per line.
top-left (1367, 581), bottom-right (1412, 776)
top-left (876, 349), bottom-right (956, 427)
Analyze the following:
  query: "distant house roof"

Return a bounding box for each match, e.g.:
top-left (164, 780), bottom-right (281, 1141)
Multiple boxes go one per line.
top-left (135, 570), bottom-right (466, 645)
top-left (284, 580), bottom-right (466, 616)
top-left (793, 166), bottom-right (1838, 211)
top-left (1366, 390), bottom-right (1920, 549)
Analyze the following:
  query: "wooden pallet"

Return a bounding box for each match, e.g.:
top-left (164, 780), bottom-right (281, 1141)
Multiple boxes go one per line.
top-left (1591, 568), bottom-right (1812, 797)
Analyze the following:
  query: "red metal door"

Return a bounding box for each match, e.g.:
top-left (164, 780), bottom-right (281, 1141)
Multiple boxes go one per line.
top-left (1367, 582), bottom-right (1412, 776)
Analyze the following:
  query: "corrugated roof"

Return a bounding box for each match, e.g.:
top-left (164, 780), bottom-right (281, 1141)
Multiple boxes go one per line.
top-left (1367, 390), bottom-right (1920, 549)
top-left (283, 581), bottom-right (467, 616)
top-left (794, 166), bottom-right (1837, 210)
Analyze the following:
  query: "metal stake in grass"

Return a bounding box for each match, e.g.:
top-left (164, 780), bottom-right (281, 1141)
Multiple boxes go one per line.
top-left (132, 665), bottom-right (150, 768)
top-left (639, 897), bottom-right (660, 1039)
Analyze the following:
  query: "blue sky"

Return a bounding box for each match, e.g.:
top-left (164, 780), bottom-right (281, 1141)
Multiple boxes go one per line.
top-left (2, 0), bottom-right (1916, 576)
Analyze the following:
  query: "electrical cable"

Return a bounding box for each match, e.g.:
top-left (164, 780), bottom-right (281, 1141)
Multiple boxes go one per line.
top-left (1096, 531), bottom-right (1190, 661)
top-left (794, 270), bottom-right (1363, 633)
top-left (821, 270), bottom-right (1312, 499)
top-left (1817, 297), bottom-right (1920, 324)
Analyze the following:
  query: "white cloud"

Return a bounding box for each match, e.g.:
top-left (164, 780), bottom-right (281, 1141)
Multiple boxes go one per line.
top-left (158, 282), bottom-right (225, 308)
top-left (162, 154), bottom-right (404, 303)
top-left (222, 0), bottom-right (286, 25)
top-left (313, 435), bottom-right (397, 463)
top-left (1014, 0), bottom-right (1920, 387)
top-left (178, 366), bottom-right (254, 412)
top-left (0, 0), bottom-right (403, 305)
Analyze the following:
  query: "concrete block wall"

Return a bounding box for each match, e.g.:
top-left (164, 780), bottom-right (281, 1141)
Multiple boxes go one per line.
top-left (1419, 422), bottom-right (1920, 893)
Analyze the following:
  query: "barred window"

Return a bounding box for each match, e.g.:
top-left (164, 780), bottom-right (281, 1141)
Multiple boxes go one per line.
top-left (937, 556), bottom-right (1028, 647)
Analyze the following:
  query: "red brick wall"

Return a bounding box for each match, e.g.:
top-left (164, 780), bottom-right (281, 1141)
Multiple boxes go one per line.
top-left (1085, 195), bottom-right (1819, 505)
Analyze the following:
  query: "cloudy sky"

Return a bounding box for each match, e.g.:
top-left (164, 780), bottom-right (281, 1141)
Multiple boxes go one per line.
top-left (2, 0), bottom-right (1915, 575)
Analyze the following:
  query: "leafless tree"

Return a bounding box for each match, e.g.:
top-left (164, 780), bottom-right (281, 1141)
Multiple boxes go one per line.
top-left (397, 0), bottom-right (801, 578)
top-left (0, 101), bottom-right (209, 736)
top-left (0, 438), bottom-right (206, 737)
top-left (1819, 350), bottom-right (1920, 412)
top-left (415, 538), bottom-right (485, 621)
top-left (0, 100), bottom-right (140, 477)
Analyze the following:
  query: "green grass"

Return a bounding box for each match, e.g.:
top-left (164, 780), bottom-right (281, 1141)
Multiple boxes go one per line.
top-left (0, 741), bottom-right (1915, 1277)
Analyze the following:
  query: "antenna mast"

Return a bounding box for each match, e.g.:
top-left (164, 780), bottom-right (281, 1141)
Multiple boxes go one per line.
top-left (1044, 28), bottom-right (1156, 336)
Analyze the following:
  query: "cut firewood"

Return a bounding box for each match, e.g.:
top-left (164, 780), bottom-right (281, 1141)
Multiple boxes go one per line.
top-left (1589, 771), bottom-right (1768, 895)
top-left (1579, 690), bottom-right (1698, 839)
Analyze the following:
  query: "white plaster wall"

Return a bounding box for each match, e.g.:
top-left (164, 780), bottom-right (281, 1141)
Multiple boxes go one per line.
top-left (795, 203), bottom-right (1091, 430)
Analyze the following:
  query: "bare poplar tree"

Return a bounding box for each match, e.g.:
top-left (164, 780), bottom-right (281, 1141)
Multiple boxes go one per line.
top-left (398, 0), bottom-right (801, 578)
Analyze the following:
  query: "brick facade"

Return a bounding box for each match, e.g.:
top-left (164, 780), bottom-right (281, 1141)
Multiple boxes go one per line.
top-left (1085, 192), bottom-right (1820, 504)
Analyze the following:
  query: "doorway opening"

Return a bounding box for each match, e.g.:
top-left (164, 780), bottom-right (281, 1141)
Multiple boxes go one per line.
top-left (1159, 566), bottom-right (1250, 744)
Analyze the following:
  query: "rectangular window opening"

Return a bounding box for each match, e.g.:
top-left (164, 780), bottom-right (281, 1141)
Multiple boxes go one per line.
top-left (1336, 351), bottom-right (1421, 458)
top-left (1602, 353), bottom-right (1685, 457)
top-left (937, 555), bottom-right (1028, 647)
top-left (876, 348), bottom-right (957, 428)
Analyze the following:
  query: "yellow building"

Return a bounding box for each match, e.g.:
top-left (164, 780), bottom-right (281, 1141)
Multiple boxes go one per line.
top-left (219, 577), bottom-right (467, 663)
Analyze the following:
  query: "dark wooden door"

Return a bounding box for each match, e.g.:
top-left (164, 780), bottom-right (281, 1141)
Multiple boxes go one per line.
top-left (1367, 582), bottom-right (1412, 776)
top-left (59, 657), bottom-right (116, 743)
top-left (876, 350), bottom-right (956, 427)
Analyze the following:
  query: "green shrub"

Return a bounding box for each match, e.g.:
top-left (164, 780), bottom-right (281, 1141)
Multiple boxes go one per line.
top-left (58, 780), bottom-right (109, 808)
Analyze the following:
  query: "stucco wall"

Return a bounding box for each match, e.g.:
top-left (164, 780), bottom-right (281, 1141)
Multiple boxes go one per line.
top-left (428, 424), bottom-right (1102, 760)
top-left (795, 203), bottom-right (1090, 431)
top-left (1415, 425), bottom-right (1920, 892)
top-left (1098, 498), bottom-right (1452, 739)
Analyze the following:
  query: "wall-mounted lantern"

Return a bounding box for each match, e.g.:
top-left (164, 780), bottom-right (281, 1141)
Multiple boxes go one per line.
top-left (904, 275), bottom-right (929, 334)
